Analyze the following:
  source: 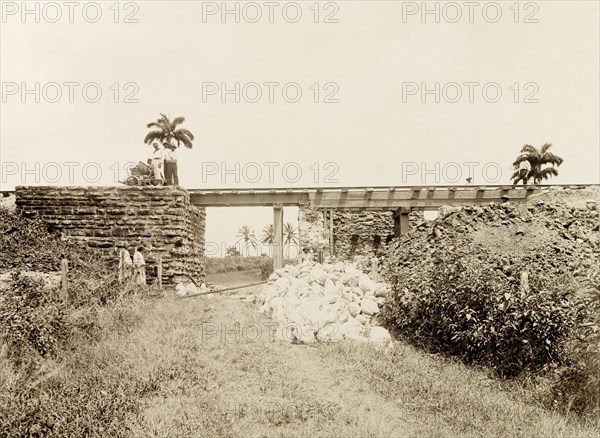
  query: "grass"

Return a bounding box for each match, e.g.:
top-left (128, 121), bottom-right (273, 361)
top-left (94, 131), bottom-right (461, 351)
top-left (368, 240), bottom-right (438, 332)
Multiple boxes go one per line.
top-left (0, 296), bottom-right (152, 436)
top-left (205, 268), bottom-right (263, 288)
top-left (3, 283), bottom-right (599, 437)
top-left (325, 342), bottom-right (600, 437)
top-left (205, 256), bottom-right (268, 274)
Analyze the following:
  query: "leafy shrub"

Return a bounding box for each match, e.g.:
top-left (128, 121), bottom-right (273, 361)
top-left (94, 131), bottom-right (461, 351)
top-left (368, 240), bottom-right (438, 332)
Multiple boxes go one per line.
top-left (0, 207), bottom-right (154, 435)
top-left (0, 206), bottom-right (133, 308)
top-left (67, 259), bottom-right (125, 307)
top-left (549, 270), bottom-right (600, 421)
top-left (205, 256), bottom-right (267, 274)
top-left (0, 348), bottom-right (142, 436)
top-left (380, 243), bottom-right (577, 377)
top-left (260, 257), bottom-right (274, 280)
top-left (0, 208), bottom-right (68, 272)
top-left (0, 273), bottom-right (69, 361)
top-left (0, 294), bottom-right (154, 437)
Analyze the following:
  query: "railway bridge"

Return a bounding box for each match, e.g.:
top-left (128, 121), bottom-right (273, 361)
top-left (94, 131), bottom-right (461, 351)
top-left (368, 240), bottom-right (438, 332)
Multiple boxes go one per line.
top-left (3, 184), bottom-right (591, 272)
top-left (187, 184), bottom-right (551, 269)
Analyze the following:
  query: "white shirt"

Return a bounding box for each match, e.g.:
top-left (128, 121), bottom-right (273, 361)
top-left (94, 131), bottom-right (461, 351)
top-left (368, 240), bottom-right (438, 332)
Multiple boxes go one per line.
top-left (164, 148), bottom-right (177, 163)
top-left (120, 249), bottom-right (133, 266)
top-left (152, 148), bottom-right (165, 163)
top-left (133, 250), bottom-right (145, 266)
top-left (518, 160), bottom-right (531, 171)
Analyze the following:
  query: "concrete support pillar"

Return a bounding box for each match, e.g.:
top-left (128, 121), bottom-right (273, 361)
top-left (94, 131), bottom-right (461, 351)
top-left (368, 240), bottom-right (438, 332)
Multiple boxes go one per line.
top-left (393, 207), bottom-right (411, 237)
top-left (273, 204), bottom-right (284, 270)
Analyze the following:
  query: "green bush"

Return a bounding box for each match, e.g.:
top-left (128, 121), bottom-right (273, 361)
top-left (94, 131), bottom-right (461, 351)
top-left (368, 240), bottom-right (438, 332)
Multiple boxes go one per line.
top-left (0, 294), bottom-right (153, 437)
top-left (0, 207), bottom-right (124, 308)
top-left (380, 243), bottom-right (577, 377)
top-left (0, 273), bottom-right (69, 361)
top-left (0, 348), bottom-right (143, 436)
top-left (0, 208), bottom-right (67, 272)
top-left (0, 207), bottom-right (155, 435)
top-left (259, 257), bottom-right (274, 280)
top-left (549, 270), bottom-right (600, 421)
top-left (205, 256), bottom-right (266, 274)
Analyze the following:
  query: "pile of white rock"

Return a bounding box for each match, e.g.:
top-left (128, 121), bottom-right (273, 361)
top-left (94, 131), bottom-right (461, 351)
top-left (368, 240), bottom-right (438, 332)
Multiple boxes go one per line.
top-left (258, 261), bottom-right (392, 347)
top-left (175, 281), bottom-right (211, 297)
top-left (0, 271), bottom-right (61, 292)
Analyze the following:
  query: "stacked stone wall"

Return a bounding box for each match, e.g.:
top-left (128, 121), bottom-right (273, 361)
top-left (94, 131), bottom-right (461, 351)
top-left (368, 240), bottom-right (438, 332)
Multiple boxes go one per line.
top-left (298, 204), bottom-right (329, 256)
top-left (15, 186), bottom-right (205, 283)
top-left (298, 205), bottom-right (396, 260)
top-left (332, 211), bottom-right (395, 258)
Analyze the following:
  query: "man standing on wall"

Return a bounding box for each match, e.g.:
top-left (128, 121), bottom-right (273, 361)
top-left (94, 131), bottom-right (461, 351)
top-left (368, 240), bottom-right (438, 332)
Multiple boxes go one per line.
top-left (151, 142), bottom-right (165, 185)
top-left (163, 143), bottom-right (179, 186)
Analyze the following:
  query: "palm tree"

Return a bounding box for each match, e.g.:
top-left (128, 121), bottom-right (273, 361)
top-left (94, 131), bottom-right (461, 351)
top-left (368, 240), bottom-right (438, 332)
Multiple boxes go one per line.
top-left (284, 223), bottom-right (298, 245)
top-left (226, 246), bottom-right (241, 257)
top-left (236, 225), bottom-right (259, 250)
top-left (511, 143), bottom-right (563, 185)
top-left (260, 224), bottom-right (274, 245)
top-left (144, 113), bottom-right (194, 149)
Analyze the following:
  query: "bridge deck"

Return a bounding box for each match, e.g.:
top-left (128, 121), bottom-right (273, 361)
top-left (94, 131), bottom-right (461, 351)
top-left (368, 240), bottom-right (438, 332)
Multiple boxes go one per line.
top-left (3, 185), bottom-right (595, 210)
top-left (187, 185), bottom-right (565, 209)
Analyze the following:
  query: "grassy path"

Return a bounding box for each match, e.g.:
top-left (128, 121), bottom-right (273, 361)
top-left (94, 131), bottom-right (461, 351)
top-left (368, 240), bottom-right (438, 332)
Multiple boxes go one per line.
top-left (106, 285), bottom-right (600, 438)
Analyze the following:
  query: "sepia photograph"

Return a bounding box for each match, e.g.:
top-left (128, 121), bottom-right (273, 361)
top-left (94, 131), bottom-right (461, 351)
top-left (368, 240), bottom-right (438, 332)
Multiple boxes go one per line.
top-left (0, 1), bottom-right (599, 436)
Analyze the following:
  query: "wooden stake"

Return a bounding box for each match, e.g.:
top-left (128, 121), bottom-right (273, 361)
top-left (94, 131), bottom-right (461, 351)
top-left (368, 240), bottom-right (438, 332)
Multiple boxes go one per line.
top-left (60, 259), bottom-right (68, 302)
top-left (157, 256), bottom-right (163, 289)
top-left (118, 250), bottom-right (124, 283)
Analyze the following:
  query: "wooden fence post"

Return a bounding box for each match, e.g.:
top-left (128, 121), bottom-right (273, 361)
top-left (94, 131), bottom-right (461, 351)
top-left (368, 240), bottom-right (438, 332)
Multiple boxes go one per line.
top-left (157, 256), bottom-right (163, 289)
top-left (118, 249), bottom-right (124, 284)
top-left (60, 259), bottom-right (68, 302)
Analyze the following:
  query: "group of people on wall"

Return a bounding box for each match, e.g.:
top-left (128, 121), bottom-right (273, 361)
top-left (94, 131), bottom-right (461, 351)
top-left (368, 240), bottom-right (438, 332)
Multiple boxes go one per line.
top-left (149, 142), bottom-right (179, 186)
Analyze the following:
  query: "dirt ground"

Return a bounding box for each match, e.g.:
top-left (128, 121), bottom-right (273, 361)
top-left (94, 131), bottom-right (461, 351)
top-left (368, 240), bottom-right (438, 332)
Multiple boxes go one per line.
top-left (128, 285), bottom-right (416, 437)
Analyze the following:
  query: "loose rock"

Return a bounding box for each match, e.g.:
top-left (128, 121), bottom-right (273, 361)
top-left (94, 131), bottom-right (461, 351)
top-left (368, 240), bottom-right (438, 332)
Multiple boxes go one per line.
top-left (259, 261), bottom-right (392, 344)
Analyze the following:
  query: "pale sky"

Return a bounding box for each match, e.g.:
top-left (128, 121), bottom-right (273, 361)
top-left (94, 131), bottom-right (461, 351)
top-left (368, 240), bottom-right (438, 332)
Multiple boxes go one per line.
top-left (1, 0), bottom-right (598, 250)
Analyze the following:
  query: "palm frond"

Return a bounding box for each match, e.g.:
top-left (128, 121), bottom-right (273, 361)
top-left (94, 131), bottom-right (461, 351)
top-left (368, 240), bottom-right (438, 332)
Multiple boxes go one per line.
top-left (260, 224), bottom-right (275, 245)
top-left (175, 128), bottom-right (195, 141)
top-left (170, 117), bottom-right (186, 130)
top-left (541, 152), bottom-right (563, 167)
top-left (144, 131), bottom-right (163, 144)
top-left (540, 142), bottom-right (553, 155)
top-left (176, 135), bottom-right (193, 149)
top-left (283, 223), bottom-right (298, 244)
top-left (512, 156), bottom-right (531, 167)
top-left (520, 144), bottom-right (538, 155)
top-left (538, 167), bottom-right (559, 180)
top-left (146, 121), bottom-right (166, 129)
